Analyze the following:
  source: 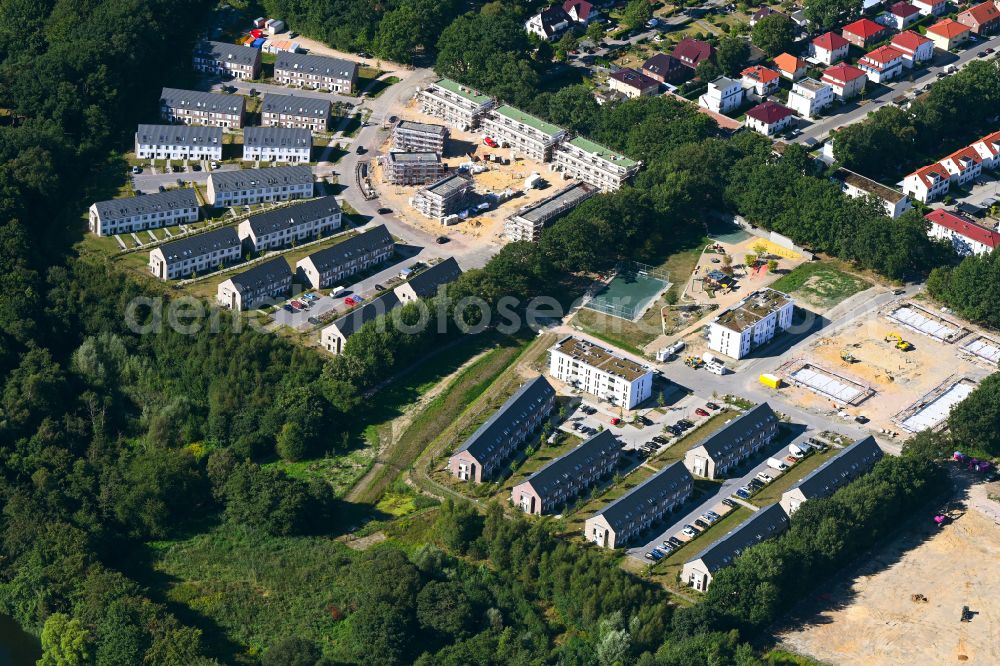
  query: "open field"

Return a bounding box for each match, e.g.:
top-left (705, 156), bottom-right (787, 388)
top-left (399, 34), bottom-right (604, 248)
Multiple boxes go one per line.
top-left (778, 507), bottom-right (1000, 665)
top-left (769, 262), bottom-right (872, 312)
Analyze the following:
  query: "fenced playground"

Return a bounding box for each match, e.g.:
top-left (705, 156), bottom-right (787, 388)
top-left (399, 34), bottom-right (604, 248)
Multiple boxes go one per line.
top-left (583, 262), bottom-right (670, 321)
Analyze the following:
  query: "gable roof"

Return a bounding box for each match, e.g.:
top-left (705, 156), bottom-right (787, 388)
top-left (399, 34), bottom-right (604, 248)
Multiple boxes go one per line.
top-left (753, 6), bottom-right (787, 21)
top-left (843, 18), bottom-right (888, 38)
top-left (688, 403), bottom-right (778, 460)
top-left (326, 292), bottom-right (401, 339)
top-left (274, 51), bottom-right (358, 79)
top-left (823, 63), bottom-right (867, 83)
top-left (742, 65), bottom-right (781, 84)
top-left (194, 41), bottom-right (259, 67)
top-left (642, 53), bottom-right (685, 77)
top-left (787, 436), bottom-right (883, 500)
top-left (136, 124), bottom-right (222, 147)
top-left (563, 0), bottom-right (594, 20)
top-left (813, 31), bottom-right (849, 51)
top-left (773, 52), bottom-right (806, 73)
top-left (158, 226), bottom-right (240, 264)
top-left (928, 18), bottom-right (971, 38)
top-left (746, 101), bottom-right (794, 124)
top-left (890, 1), bottom-right (921, 17)
top-left (300, 225), bottom-right (393, 274)
top-left (926, 209), bottom-right (1000, 248)
top-left (862, 45), bottom-right (905, 65)
top-left (891, 30), bottom-right (932, 51)
top-left (959, 1), bottom-right (1000, 25)
top-left (910, 162), bottom-right (950, 187)
top-left (609, 67), bottom-right (659, 90)
top-left (944, 145), bottom-right (984, 169)
top-left (92, 188), bottom-right (198, 222)
top-left (689, 503), bottom-right (789, 573)
top-left (261, 93), bottom-right (330, 118)
top-left (672, 38), bottom-right (714, 66)
top-left (454, 376), bottom-right (556, 460)
top-left (520, 429), bottom-right (620, 501)
top-left (227, 257), bottom-right (291, 293)
top-left (160, 88), bottom-right (243, 115)
top-left (243, 126), bottom-right (311, 149)
top-left (535, 5), bottom-right (572, 36)
top-left (592, 461), bottom-right (692, 533)
top-left (246, 196), bottom-right (340, 236)
top-left (398, 257), bottom-right (463, 299)
top-left (209, 165), bottom-right (313, 192)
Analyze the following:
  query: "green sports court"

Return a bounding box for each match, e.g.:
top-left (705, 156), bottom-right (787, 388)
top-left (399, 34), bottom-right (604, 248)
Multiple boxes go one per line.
top-left (584, 266), bottom-right (671, 321)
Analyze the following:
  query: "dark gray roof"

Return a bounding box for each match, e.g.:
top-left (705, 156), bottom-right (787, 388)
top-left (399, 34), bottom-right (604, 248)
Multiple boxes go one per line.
top-left (246, 196), bottom-right (340, 236)
top-left (454, 376), bottom-right (556, 460)
top-left (592, 461), bottom-right (692, 532)
top-left (160, 87), bottom-right (244, 115)
top-left (522, 429), bottom-right (620, 500)
top-left (158, 226), bottom-right (240, 263)
top-left (275, 51), bottom-right (358, 79)
top-left (301, 225), bottom-right (393, 273)
top-left (788, 436), bottom-right (883, 500)
top-left (327, 293), bottom-right (400, 339)
top-left (92, 188), bottom-right (198, 222)
top-left (387, 151), bottom-right (441, 164)
top-left (395, 120), bottom-right (448, 137)
top-left (261, 93), bottom-right (331, 118)
top-left (422, 173), bottom-right (472, 197)
top-left (243, 126), bottom-right (312, 149)
top-left (226, 257), bottom-right (291, 293)
top-left (399, 257), bottom-right (462, 299)
top-left (690, 503), bottom-right (789, 573)
top-left (689, 403), bottom-right (778, 460)
top-left (194, 41), bottom-right (259, 67)
top-left (512, 183), bottom-right (596, 224)
top-left (209, 165), bottom-right (313, 192)
top-left (136, 124), bottom-right (223, 147)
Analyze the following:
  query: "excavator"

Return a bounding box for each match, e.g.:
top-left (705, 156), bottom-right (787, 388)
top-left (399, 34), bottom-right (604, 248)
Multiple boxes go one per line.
top-left (840, 349), bottom-right (857, 363)
top-left (885, 332), bottom-right (914, 351)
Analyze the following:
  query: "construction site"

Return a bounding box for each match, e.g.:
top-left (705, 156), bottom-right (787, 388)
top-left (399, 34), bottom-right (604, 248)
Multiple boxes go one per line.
top-left (773, 300), bottom-right (991, 435)
top-left (371, 100), bottom-right (570, 246)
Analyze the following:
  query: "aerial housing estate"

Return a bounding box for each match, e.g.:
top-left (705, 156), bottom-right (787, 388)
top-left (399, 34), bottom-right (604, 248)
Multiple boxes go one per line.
top-left (216, 256), bottom-right (292, 311)
top-left (237, 195), bottom-right (341, 252)
top-left (295, 224), bottom-right (394, 289)
top-left (780, 436), bottom-right (883, 515)
top-left (548, 336), bottom-right (654, 409)
top-left (683, 403), bottom-right (779, 479)
top-left (135, 124), bottom-right (222, 161)
top-left (708, 288), bottom-right (795, 360)
top-left (448, 376), bottom-right (557, 483)
top-left (902, 130), bottom-right (1000, 203)
top-left (159, 88), bottom-right (245, 128)
top-left (89, 189), bottom-right (199, 237)
top-left (273, 51), bottom-right (357, 93)
top-left (148, 227), bottom-right (241, 280)
top-left (206, 165), bottom-right (314, 207)
top-left (192, 40), bottom-right (261, 80)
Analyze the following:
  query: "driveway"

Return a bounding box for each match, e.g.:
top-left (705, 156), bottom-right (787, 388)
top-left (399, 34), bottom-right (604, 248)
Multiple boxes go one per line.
top-left (131, 162), bottom-right (240, 194)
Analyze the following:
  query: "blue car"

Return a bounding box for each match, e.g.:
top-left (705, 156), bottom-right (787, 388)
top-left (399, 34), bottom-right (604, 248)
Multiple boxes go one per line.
top-left (282, 304), bottom-right (294, 312)
top-left (735, 489), bottom-right (751, 500)
top-left (645, 549), bottom-right (664, 561)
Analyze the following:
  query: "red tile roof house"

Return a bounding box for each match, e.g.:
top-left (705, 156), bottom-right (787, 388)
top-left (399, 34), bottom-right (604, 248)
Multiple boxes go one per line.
top-left (745, 101), bottom-right (795, 136)
top-left (773, 52), bottom-right (808, 80)
top-left (672, 38), bottom-right (715, 70)
top-left (642, 53), bottom-right (689, 84)
top-left (912, 0), bottom-right (948, 15)
top-left (822, 63), bottom-right (868, 100)
top-left (842, 18), bottom-right (892, 49)
top-left (810, 31), bottom-right (850, 65)
top-left (891, 31), bottom-right (935, 68)
top-left (926, 209), bottom-right (1000, 255)
top-left (926, 18), bottom-right (971, 50)
top-left (903, 162), bottom-right (951, 202)
top-left (750, 6), bottom-right (787, 26)
top-left (563, 0), bottom-right (597, 24)
top-left (858, 45), bottom-right (907, 83)
top-left (881, 2), bottom-right (922, 30)
top-left (957, 1), bottom-right (1000, 35)
top-left (741, 65), bottom-right (782, 98)
top-left (971, 131), bottom-right (1000, 170)
top-left (940, 145), bottom-right (984, 186)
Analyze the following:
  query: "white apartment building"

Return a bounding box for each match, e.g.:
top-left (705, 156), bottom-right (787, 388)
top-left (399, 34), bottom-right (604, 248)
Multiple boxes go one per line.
top-left (708, 288), bottom-right (795, 360)
top-left (833, 168), bottom-right (912, 218)
top-left (548, 336), bottom-right (654, 409)
top-left (260, 93), bottom-right (331, 132)
top-left (890, 31), bottom-right (935, 68)
top-left (551, 136), bottom-right (640, 192)
top-left (787, 78), bottom-right (834, 119)
top-left (903, 162), bottom-right (951, 203)
top-left (216, 257), bottom-right (292, 311)
top-left (148, 226), bottom-right (241, 280)
top-left (274, 51), bottom-right (357, 92)
top-left (926, 209), bottom-right (1000, 255)
top-left (88, 188), bottom-right (199, 236)
top-left (192, 41), bottom-right (261, 80)
top-left (242, 127), bottom-right (312, 164)
top-left (237, 195), bottom-right (341, 252)
top-left (159, 88), bottom-right (244, 128)
top-left (698, 76), bottom-right (744, 114)
top-left (481, 105), bottom-right (567, 162)
top-left (134, 124), bottom-right (223, 161)
top-left (821, 63), bottom-right (868, 101)
top-left (858, 46), bottom-right (906, 83)
top-left (206, 165), bottom-right (314, 207)
top-left (392, 120), bottom-right (449, 154)
top-left (418, 78), bottom-right (496, 131)
top-left (504, 182), bottom-right (596, 242)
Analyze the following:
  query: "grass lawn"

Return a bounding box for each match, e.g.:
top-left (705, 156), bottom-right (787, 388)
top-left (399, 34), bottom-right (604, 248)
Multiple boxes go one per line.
top-left (646, 505), bottom-right (753, 591)
top-left (769, 261), bottom-right (871, 310)
top-left (264, 448), bottom-right (376, 498)
top-left (649, 408), bottom-right (740, 467)
top-left (748, 447), bottom-right (838, 507)
top-left (560, 462), bottom-right (657, 535)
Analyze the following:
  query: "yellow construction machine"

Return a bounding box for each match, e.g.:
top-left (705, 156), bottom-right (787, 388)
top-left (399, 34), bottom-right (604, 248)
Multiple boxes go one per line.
top-left (885, 332), bottom-right (913, 351)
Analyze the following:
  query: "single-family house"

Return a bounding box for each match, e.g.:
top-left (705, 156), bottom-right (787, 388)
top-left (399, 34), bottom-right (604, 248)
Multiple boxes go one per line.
top-left (699, 76), bottom-right (745, 114)
top-left (750, 6), bottom-right (787, 26)
top-left (525, 6), bottom-right (572, 40)
top-left (810, 32), bottom-right (850, 65)
top-left (780, 436), bottom-right (883, 515)
top-left (681, 503), bottom-right (789, 592)
top-left (902, 162), bottom-right (951, 202)
top-left (822, 63), bottom-right (868, 100)
top-left (393, 257), bottom-right (463, 303)
top-left (585, 462), bottom-right (693, 549)
top-left (216, 257), bottom-right (292, 311)
top-left (447, 376), bottom-right (556, 483)
top-left (683, 403), bottom-right (780, 479)
top-left (608, 68), bottom-right (660, 98)
top-left (890, 31), bottom-right (935, 67)
top-left (881, 2), bottom-right (922, 30)
top-left (745, 101), bottom-right (795, 136)
top-left (832, 167), bottom-right (912, 218)
top-left (741, 65), bottom-right (781, 98)
top-left (512, 430), bottom-right (621, 515)
top-left (957, 1), bottom-right (1000, 35)
top-left (672, 38), bottom-right (715, 70)
top-left (295, 224), bottom-right (394, 289)
top-left (926, 209), bottom-right (1000, 255)
top-left (858, 45), bottom-right (906, 82)
top-left (842, 18), bottom-right (891, 50)
top-left (926, 19), bottom-right (971, 50)
top-left (563, 0), bottom-right (597, 24)
top-left (787, 78), bottom-right (834, 119)
top-left (773, 53), bottom-right (807, 81)
top-left (642, 53), bottom-right (689, 84)
top-left (912, 0), bottom-right (948, 15)
top-left (320, 293), bottom-right (401, 355)
top-left (148, 226), bottom-right (241, 280)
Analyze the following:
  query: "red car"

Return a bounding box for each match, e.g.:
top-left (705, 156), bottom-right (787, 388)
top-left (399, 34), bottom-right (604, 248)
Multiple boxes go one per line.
top-left (344, 297), bottom-right (356, 306)
top-left (610, 417), bottom-right (622, 426)
top-left (695, 408), bottom-right (710, 417)
top-left (484, 136), bottom-right (498, 148)
top-left (290, 300), bottom-right (303, 310)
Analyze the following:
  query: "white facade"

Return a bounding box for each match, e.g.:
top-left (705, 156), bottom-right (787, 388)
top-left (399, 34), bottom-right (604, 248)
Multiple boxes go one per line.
top-left (135, 125), bottom-right (222, 161)
top-left (88, 189), bottom-right (199, 236)
top-left (698, 77), bottom-right (744, 114)
top-left (913, 0), bottom-right (947, 15)
top-left (242, 127), bottom-right (312, 163)
top-left (903, 164), bottom-right (951, 203)
top-left (207, 166), bottom-right (314, 208)
top-left (548, 336), bottom-right (653, 409)
top-left (273, 52), bottom-right (357, 93)
top-left (787, 78), bottom-right (834, 119)
top-left (834, 168), bottom-right (912, 219)
top-left (551, 137), bottom-right (641, 192)
top-left (419, 78), bottom-right (495, 131)
top-left (708, 289), bottom-right (795, 360)
top-left (891, 33), bottom-right (935, 68)
top-left (480, 106), bottom-right (567, 162)
top-left (148, 227), bottom-right (241, 280)
top-left (237, 196), bottom-right (341, 252)
top-left (858, 47), bottom-right (906, 83)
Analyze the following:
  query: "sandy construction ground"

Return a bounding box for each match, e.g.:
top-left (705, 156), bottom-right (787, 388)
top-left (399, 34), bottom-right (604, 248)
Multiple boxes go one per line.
top-left (779, 504), bottom-right (1000, 665)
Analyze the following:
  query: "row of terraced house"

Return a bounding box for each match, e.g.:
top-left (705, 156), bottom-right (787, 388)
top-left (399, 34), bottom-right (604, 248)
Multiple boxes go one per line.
top-left (902, 130), bottom-right (1000, 203)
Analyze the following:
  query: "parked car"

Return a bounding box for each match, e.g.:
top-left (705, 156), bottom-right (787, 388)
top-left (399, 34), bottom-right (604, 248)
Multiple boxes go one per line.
top-left (282, 304), bottom-right (294, 312)
top-left (756, 472), bottom-right (773, 484)
top-left (436, 236), bottom-right (449, 244)
top-left (583, 406), bottom-right (597, 415)
top-left (695, 408), bottom-right (710, 417)
top-left (668, 536), bottom-right (683, 548)
top-left (131, 166), bottom-right (141, 174)
top-left (694, 518), bottom-right (710, 530)
top-left (344, 297), bottom-right (356, 306)
top-left (854, 415), bottom-right (870, 424)
top-left (374, 284), bottom-right (385, 291)
top-left (735, 488), bottom-right (751, 500)
top-left (377, 207), bottom-right (392, 214)
top-left (644, 550), bottom-right (661, 561)
top-left (660, 542), bottom-right (674, 553)
top-left (652, 436), bottom-right (668, 444)
top-left (705, 510), bottom-right (721, 521)
top-left (722, 498), bottom-right (737, 508)
top-left (210, 161), bottom-right (219, 170)
top-left (677, 419), bottom-right (693, 429)
top-left (706, 402), bottom-right (720, 410)
top-left (290, 300), bottom-right (303, 310)
top-left (610, 417), bottom-right (622, 426)
top-left (638, 415), bottom-right (653, 425)
top-left (681, 525), bottom-right (697, 538)
top-left (484, 136), bottom-right (498, 148)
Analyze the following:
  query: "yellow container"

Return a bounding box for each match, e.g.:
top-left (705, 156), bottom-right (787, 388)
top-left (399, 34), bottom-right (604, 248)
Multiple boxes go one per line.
top-left (759, 373), bottom-right (782, 389)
